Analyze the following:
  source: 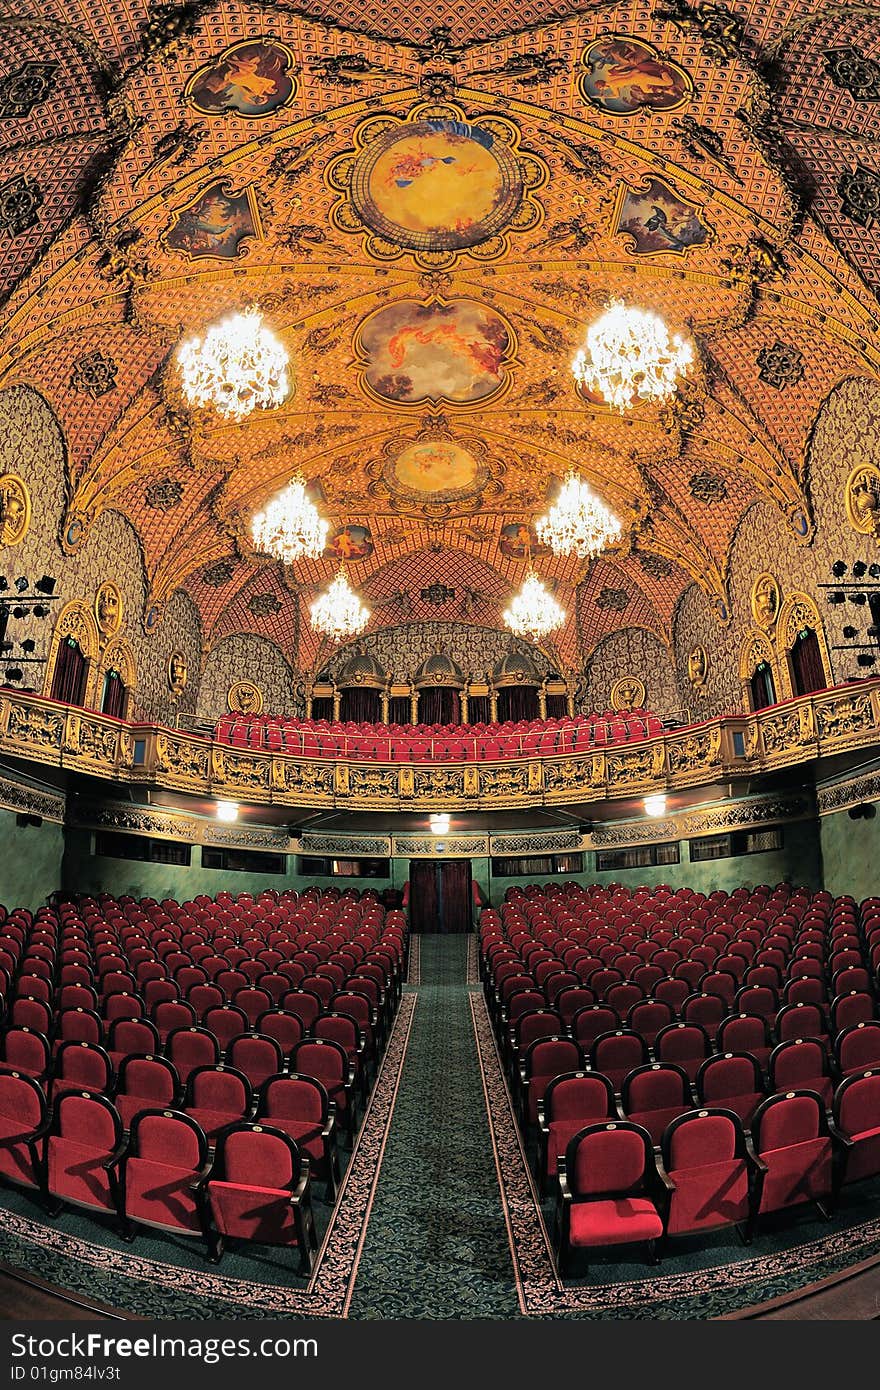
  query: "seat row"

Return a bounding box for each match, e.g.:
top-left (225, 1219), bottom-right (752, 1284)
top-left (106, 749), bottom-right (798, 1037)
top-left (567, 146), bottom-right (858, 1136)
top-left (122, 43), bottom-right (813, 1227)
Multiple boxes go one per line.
top-left (0, 1080), bottom-right (320, 1271)
top-left (213, 710), bottom-right (664, 759)
top-left (553, 1074), bottom-right (880, 1273)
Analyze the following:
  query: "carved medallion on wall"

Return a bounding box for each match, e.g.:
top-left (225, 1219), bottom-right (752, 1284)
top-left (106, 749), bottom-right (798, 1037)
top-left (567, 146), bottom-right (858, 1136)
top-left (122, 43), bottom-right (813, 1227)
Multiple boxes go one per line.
top-left (688, 645), bottom-right (708, 690)
top-left (328, 102), bottom-right (546, 267)
top-left (610, 675), bottom-right (646, 711)
top-left (0, 473), bottom-right (30, 546)
top-left (751, 572), bottom-right (780, 629)
top-left (95, 582), bottom-right (122, 637)
top-left (844, 463), bottom-right (880, 539)
top-left (167, 651), bottom-right (189, 695)
top-left (228, 680), bottom-right (264, 714)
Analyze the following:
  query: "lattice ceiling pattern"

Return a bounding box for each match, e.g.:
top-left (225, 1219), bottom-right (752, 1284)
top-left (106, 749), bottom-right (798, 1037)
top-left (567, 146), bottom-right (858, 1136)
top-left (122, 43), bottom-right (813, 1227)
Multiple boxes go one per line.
top-left (1, 0), bottom-right (879, 672)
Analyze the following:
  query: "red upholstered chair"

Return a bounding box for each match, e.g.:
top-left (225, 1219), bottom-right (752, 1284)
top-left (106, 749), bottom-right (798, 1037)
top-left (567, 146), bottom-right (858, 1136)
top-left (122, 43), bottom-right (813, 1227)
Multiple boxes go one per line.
top-left (657, 1109), bottom-right (753, 1244)
top-left (836, 1021), bottom-right (880, 1079)
top-left (206, 1122), bottom-right (317, 1272)
top-left (106, 1018), bottom-right (160, 1071)
top-left (654, 1022), bottom-right (711, 1084)
top-left (279, 991), bottom-right (323, 1035)
top-left (536, 1071), bottom-right (616, 1197)
top-left (769, 1038), bottom-right (834, 1108)
top-left (0, 1026), bottom-right (52, 1086)
top-left (519, 1037), bottom-right (583, 1128)
top-left (681, 992), bottom-right (725, 1043)
top-left (53, 1008), bottom-right (103, 1054)
top-left (696, 1053), bottom-right (765, 1128)
top-left (10, 997), bottom-right (52, 1034)
top-left (166, 1026), bottom-right (221, 1086)
top-left (202, 1005), bottom-right (248, 1056)
top-left (256, 1010), bottom-right (304, 1055)
top-left (554, 1121), bottom-right (663, 1275)
top-left (627, 999), bottom-right (674, 1049)
top-left (589, 1030), bottom-right (650, 1094)
top-left (233, 987), bottom-right (273, 1030)
top-left (257, 1074), bottom-right (340, 1201)
top-left (620, 1063), bottom-right (693, 1147)
top-left (654, 978), bottom-right (689, 1016)
top-left (0, 1071), bottom-right (50, 1196)
top-left (47, 1093), bottom-right (126, 1221)
top-left (290, 1039), bottom-right (357, 1145)
top-left (829, 1070), bottom-right (880, 1193)
top-left (51, 1041), bottom-right (113, 1101)
top-left (119, 1110), bottom-right (212, 1252)
top-left (183, 1065), bottom-right (253, 1143)
top-left (331, 992), bottom-right (380, 1066)
top-left (226, 1033), bottom-right (284, 1093)
top-left (570, 1005), bottom-right (620, 1052)
top-left (152, 1000), bottom-right (197, 1047)
top-left (113, 1055), bottom-right (179, 1131)
top-left (748, 1091), bottom-right (833, 1235)
top-left (187, 983), bottom-right (225, 1021)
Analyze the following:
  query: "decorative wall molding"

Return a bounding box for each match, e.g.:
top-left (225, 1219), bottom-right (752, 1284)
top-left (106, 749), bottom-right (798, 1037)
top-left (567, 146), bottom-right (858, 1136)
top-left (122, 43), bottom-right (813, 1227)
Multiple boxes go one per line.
top-left (300, 834), bottom-right (392, 856)
top-left (589, 794), bottom-right (811, 848)
top-left (817, 769), bottom-right (880, 817)
top-left (392, 835), bottom-right (491, 858)
top-left (69, 800), bottom-right (293, 852)
top-left (489, 829), bottom-right (585, 855)
top-left (590, 819), bottom-right (679, 846)
top-left (0, 772), bottom-right (65, 823)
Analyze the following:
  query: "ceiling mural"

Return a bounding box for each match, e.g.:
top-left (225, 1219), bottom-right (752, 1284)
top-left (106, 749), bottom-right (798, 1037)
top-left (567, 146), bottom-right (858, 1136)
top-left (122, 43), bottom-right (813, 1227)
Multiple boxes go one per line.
top-left (1, 0), bottom-right (879, 681)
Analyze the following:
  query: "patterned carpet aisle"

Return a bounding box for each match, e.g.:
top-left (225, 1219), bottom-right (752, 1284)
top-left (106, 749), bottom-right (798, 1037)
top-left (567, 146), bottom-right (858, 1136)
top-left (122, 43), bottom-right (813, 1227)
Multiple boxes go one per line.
top-left (347, 934), bottom-right (520, 1318)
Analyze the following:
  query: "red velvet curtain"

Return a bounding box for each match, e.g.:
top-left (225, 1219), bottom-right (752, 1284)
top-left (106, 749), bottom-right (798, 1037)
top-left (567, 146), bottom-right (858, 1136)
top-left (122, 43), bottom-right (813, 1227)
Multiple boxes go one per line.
top-left (466, 695), bottom-right (491, 725)
top-left (101, 670), bottom-right (126, 719)
top-left (791, 629), bottom-right (826, 696)
top-left (419, 686), bottom-right (460, 725)
top-left (50, 637), bottom-right (87, 706)
top-left (750, 662), bottom-right (776, 711)
top-left (546, 693), bottom-right (568, 718)
top-left (440, 859), bottom-right (472, 933)
top-left (409, 861), bottom-right (439, 935)
top-left (497, 685), bottom-right (539, 722)
top-left (388, 696), bottom-right (411, 726)
top-left (340, 687), bottom-right (381, 723)
top-left (311, 697), bottom-right (333, 720)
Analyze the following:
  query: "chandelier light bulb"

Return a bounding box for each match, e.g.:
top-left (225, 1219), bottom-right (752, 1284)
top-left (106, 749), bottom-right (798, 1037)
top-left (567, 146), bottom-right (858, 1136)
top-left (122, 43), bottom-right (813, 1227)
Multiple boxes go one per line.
top-left (536, 471), bottom-right (622, 559)
top-left (502, 570), bottom-right (566, 643)
top-left (310, 567), bottom-right (370, 644)
top-left (572, 299), bottom-right (693, 412)
top-left (251, 476), bottom-right (329, 564)
top-left (177, 308), bottom-right (289, 421)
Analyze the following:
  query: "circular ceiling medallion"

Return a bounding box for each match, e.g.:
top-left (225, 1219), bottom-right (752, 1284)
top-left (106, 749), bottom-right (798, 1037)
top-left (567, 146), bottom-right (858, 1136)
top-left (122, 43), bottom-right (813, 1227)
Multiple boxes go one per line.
top-left (389, 439), bottom-right (481, 499)
top-left (351, 118), bottom-right (522, 253)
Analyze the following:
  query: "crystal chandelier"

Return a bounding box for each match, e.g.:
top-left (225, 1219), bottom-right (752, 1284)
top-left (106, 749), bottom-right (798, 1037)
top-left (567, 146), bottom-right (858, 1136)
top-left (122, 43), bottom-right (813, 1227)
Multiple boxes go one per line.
top-left (177, 308), bottom-right (289, 421)
top-left (251, 476), bottom-right (328, 564)
top-left (536, 472), bottom-right (622, 560)
top-left (310, 566), bottom-right (370, 643)
top-left (572, 299), bottom-right (693, 412)
top-left (503, 571), bottom-right (565, 642)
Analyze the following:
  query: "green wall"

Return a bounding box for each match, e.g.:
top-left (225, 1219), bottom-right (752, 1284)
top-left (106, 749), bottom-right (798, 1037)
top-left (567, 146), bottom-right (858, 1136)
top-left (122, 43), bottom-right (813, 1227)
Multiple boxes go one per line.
top-left (819, 806), bottom-right (880, 901)
top-left (0, 806), bottom-right (64, 912)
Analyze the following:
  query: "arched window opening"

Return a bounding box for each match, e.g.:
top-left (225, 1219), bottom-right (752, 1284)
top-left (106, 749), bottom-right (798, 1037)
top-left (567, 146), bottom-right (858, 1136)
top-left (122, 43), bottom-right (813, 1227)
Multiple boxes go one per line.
top-left (750, 660), bottom-right (776, 712)
top-left (50, 636), bottom-right (87, 706)
top-left (790, 627), bottom-right (826, 697)
top-left (100, 668), bottom-right (126, 719)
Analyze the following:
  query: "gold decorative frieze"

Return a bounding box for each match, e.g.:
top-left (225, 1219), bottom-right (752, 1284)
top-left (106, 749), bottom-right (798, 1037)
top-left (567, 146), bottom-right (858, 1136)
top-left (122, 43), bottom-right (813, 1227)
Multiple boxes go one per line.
top-left (0, 685), bottom-right (877, 813)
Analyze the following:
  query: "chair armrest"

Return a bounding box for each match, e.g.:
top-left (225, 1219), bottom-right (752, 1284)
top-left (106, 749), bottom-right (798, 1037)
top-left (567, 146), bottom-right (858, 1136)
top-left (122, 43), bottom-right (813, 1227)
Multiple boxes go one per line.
top-left (346, 1065), bottom-right (357, 1088)
top-left (557, 1167), bottom-right (572, 1203)
top-left (188, 1158), bottom-right (214, 1193)
top-left (653, 1153), bottom-right (676, 1194)
top-left (827, 1120), bottom-right (854, 1149)
top-left (290, 1157), bottom-right (310, 1204)
top-left (102, 1140), bottom-right (129, 1171)
top-left (744, 1136), bottom-right (767, 1173)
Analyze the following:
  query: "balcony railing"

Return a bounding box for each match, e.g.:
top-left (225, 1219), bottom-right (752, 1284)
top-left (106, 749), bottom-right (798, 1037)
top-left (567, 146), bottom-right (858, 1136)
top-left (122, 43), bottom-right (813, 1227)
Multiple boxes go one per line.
top-left (0, 682), bottom-right (877, 811)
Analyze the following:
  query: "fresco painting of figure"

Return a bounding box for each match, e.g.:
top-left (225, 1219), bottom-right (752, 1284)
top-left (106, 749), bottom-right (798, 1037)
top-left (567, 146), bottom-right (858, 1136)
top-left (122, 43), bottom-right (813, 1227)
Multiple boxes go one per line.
top-left (185, 39), bottom-right (298, 117)
top-left (358, 299), bottom-right (512, 405)
top-left (580, 37), bottom-right (693, 115)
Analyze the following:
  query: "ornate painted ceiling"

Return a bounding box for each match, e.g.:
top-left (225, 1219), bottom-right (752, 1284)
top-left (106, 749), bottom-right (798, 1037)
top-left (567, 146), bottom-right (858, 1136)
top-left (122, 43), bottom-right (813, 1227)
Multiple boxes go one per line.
top-left (1, 0), bottom-right (879, 673)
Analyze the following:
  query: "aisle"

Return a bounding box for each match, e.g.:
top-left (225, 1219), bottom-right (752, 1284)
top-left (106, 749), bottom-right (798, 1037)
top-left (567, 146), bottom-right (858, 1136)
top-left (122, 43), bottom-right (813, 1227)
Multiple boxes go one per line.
top-left (347, 934), bottom-right (520, 1318)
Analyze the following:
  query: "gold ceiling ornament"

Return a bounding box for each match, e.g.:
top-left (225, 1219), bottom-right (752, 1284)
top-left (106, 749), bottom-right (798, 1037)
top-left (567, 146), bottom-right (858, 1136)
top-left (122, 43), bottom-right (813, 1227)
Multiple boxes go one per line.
top-left (751, 572), bottom-right (780, 629)
top-left (502, 570), bottom-right (565, 643)
top-left (176, 308), bottom-right (290, 421)
top-left (95, 581), bottom-right (122, 638)
top-left (844, 463), bottom-right (880, 540)
top-left (167, 651), bottom-right (189, 696)
top-left (688, 645), bottom-right (709, 690)
top-left (0, 473), bottom-right (30, 547)
top-left (327, 101), bottom-right (547, 268)
top-left (251, 475), bottom-right (329, 564)
top-left (535, 471), bottom-right (622, 560)
top-left (610, 675), bottom-right (647, 711)
top-left (571, 299), bottom-right (694, 412)
top-left (310, 565), bottom-right (371, 644)
top-left (227, 680), bottom-right (264, 714)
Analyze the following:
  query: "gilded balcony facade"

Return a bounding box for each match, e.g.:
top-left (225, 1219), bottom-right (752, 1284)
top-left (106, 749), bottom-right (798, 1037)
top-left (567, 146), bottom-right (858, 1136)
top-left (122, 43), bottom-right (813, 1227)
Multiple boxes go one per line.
top-left (0, 683), bottom-right (878, 813)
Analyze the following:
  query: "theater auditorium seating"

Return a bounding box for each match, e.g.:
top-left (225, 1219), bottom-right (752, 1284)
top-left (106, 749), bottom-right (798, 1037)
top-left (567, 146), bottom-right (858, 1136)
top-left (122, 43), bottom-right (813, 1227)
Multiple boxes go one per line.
top-left (213, 709), bottom-right (665, 761)
top-left (482, 881), bottom-right (880, 1264)
top-left (0, 888), bottom-right (406, 1267)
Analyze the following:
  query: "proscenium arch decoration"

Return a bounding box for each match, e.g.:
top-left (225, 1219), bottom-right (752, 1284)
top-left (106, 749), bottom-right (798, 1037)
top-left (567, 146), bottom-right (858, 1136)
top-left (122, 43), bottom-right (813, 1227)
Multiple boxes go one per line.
top-left (776, 591), bottom-right (832, 698)
top-left (738, 628), bottom-right (781, 712)
top-left (43, 598), bottom-right (101, 706)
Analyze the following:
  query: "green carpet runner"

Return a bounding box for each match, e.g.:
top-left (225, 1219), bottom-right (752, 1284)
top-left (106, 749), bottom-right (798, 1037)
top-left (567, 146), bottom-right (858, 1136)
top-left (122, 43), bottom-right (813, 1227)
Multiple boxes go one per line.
top-left (347, 934), bottom-right (520, 1318)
